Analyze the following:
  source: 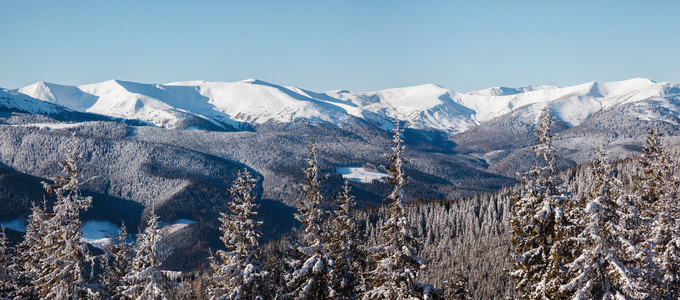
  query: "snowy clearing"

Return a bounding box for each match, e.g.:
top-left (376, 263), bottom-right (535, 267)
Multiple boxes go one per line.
top-left (159, 219), bottom-right (198, 235)
top-left (14, 122), bottom-right (85, 130)
top-left (336, 166), bottom-right (389, 183)
top-left (81, 220), bottom-right (121, 249)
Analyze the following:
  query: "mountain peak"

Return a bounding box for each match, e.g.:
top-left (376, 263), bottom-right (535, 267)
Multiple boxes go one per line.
top-left (238, 78), bottom-right (275, 86)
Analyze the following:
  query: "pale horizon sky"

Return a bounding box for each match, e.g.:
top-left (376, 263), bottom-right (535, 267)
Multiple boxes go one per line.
top-left (1, 1), bottom-right (679, 92)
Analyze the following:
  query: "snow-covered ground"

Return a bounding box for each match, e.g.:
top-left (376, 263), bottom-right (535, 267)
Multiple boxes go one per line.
top-left (336, 166), bottom-right (389, 183)
top-left (81, 220), bottom-right (121, 249)
top-left (159, 218), bottom-right (198, 235)
top-left (14, 122), bottom-right (85, 130)
top-left (0, 218), bottom-right (26, 232)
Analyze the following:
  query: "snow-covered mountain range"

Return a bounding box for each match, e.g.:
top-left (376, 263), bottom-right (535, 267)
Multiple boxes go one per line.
top-left (5, 77), bottom-right (680, 133)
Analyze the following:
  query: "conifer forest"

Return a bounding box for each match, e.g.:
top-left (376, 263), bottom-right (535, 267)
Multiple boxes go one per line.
top-left (0, 106), bottom-right (678, 299)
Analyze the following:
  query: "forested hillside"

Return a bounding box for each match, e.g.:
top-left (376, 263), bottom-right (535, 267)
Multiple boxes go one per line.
top-left (0, 112), bottom-right (677, 299)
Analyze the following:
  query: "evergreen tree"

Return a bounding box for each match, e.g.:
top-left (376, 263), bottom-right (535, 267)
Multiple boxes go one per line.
top-left (560, 146), bottom-right (634, 299)
top-left (509, 106), bottom-right (574, 299)
top-left (12, 202), bottom-right (49, 298)
top-left (632, 127), bottom-right (679, 298)
top-left (208, 169), bottom-right (268, 300)
top-left (364, 121), bottom-right (427, 300)
top-left (33, 134), bottom-right (93, 299)
top-left (103, 223), bottom-right (133, 298)
top-left (0, 226), bottom-right (16, 298)
top-left (285, 140), bottom-right (335, 299)
top-left (328, 180), bottom-right (366, 299)
top-left (120, 210), bottom-right (169, 300)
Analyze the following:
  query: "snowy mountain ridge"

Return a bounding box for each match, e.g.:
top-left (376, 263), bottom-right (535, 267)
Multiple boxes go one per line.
top-left (0, 87), bottom-right (74, 115)
top-left (9, 77), bottom-right (680, 133)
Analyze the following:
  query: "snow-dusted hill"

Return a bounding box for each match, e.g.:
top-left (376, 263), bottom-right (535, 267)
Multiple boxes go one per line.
top-left (0, 87), bottom-right (74, 115)
top-left (11, 77), bottom-right (680, 133)
top-left (458, 78), bottom-right (680, 126)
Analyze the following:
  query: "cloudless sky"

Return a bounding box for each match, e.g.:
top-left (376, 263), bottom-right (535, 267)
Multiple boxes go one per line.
top-left (1, 0), bottom-right (679, 92)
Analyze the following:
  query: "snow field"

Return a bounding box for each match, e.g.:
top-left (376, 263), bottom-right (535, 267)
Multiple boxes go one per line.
top-left (336, 166), bottom-right (389, 183)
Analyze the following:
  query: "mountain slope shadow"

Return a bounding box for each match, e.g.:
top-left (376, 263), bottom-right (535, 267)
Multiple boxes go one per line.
top-left (0, 161), bottom-right (144, 238)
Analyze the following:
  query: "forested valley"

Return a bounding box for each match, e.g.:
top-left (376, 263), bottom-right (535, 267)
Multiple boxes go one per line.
top-left (0, 108), bottom-right (679, 299)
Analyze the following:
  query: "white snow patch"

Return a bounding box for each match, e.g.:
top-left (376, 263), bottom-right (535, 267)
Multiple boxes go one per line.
top-left (173, 218), bottom-right (198, 225)
top-left (0, 219), bottom-right (26, 232)
top-left (337, 166), bottom-right (389, 183)
top-left (16, 122), bottom-right (84, 130)
top-left (159, 219), bottom-right (198, 235)
top-left (81, 220), bottom-right (120, 249)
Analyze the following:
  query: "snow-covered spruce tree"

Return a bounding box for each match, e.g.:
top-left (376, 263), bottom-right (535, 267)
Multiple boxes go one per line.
top-left (0, 226), bottom-right (16, 298)
top-left (31, 133), bottom-right (94, 299)
top-left (560, 146), bottom-right (635, 299)
top-left (661, 159), bottom-right (680, 300)
top-left (285, 140), bottom-right (335, 299)
top-left (120, 209), bottom-right (169, 300)
top-left (364, 121), bottom-right (428, 300)
top-left (208, 169), bottom-right (268, 300)
top-left (509, 105), bottom-right (574, 299)
top-left (103, 222), bottom-right (133, 298)
top-left (12, 202), bottom-right (49, 298)
top-left (632, 127), bottom-right (679, 298)
top-left (328, 180), bottom-right (366, 299)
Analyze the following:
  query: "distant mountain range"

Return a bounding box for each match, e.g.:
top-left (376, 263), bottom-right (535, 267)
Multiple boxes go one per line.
top-left (4, 77), bottom-right (679, 134)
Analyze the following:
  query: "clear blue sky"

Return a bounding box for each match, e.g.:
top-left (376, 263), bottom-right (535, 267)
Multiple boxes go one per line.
top-left (1, 1), bottom-right (678, 92)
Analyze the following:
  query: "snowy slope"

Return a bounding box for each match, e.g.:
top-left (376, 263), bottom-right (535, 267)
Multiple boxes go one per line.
top-left (14, 77), bottom-right (680, 133)
top-left (19, 81), bottom-right (98, 111)
top-left (455, 78), bottom-right (671, 126)
top-left (322, 84), bottom-right (477, 132)
top-left (0, 87), bottom-right (74, 115)
top-left (465, 84), bottom-right (558, 97)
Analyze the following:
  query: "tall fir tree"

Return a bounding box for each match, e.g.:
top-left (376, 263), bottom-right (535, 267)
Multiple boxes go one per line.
top-left (632, 127), bottom-right (679, 299)
top-left (12, 202), bottom-right (49, 298)
top-left (560, 146), bottom-right (634, 299)
top-left (364, 121), bottom-right (427, 300)
top-left (328, 180), bottom-right (366, 299)
top-left (33, 133), bottom-right (93, 299)
top-left (509, 105), bottom-right (574, 299)
top-left (285, 140), bottom-right (336, 299)
top-left (208, 169), bottom-right (268, 300)
top-left (120, 209), bottom-right (169, 300)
